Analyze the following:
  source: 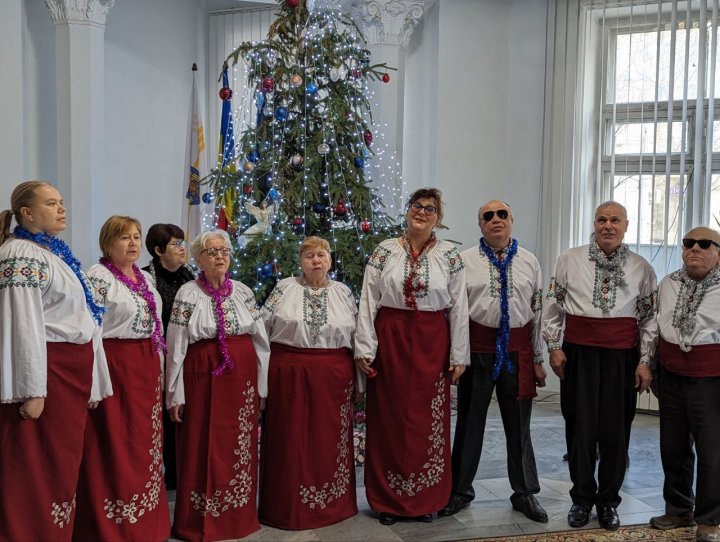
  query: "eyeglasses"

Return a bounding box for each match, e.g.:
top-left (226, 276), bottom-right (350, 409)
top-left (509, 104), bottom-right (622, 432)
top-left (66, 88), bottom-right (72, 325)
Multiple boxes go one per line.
top-left (682, 238), bottom-right (720, 250)
top-left (409, 202), bottom-right (438, 215)
top-left (200, 247), bottom-right (231, 258)
top-left (481, 209), bottom-right (509, 221)
top-left (168, 240), bottom-right (187, 249)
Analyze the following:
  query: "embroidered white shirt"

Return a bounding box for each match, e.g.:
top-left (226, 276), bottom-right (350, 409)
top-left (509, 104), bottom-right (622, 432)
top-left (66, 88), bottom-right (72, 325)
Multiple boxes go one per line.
top-left (0, 239), bottom-right (112, 403)
top-left (165, 280), bottom-right (270, 408)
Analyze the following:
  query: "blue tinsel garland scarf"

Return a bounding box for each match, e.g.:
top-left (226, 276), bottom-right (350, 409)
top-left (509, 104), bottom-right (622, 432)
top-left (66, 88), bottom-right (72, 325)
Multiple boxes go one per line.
top-left (14, 225), bottom-right (106, 324)
top-left (479, 237), bottom-right (518, 381)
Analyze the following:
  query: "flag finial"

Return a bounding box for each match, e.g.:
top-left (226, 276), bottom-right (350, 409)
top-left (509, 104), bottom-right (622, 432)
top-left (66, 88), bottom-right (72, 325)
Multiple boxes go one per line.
top-left (192, 63), bottom-right (197, 71)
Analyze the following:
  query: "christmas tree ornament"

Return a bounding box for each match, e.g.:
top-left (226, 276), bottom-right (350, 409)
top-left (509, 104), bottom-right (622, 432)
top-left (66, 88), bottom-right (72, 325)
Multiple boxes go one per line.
top-left (244, 184), bottom-right (254, 194)
top-left (360, 49), bottom-right (372, 64)
top-left (247, 150), bottom-right (260, 163)
top-left (363, 129), bottom-right (373, 146)
top-left (329, 67), bottom-right (341, 82)
top-left (361, 219), bottom-right (371, 233)
top-left (261, 76), bottom-right (275, 92)
top-left (274, 106), bottom-right (288, 121)
top-left (318, 76), bottom-right (329, 86)
top-left (382, 73), bottom-right (390, 83)
top-left (290, 74), bottom-right (303, 88)
top-left (263, 106), bottom-right (274, 117)
top-left (267, 187), bottom-right (279, 201)
top-left (350, 69), bottom-right (362, 80)
top-left (333, 201), bottom-right (347, 216)
top-left (292, 216), bottom-right (304, 226)
top-left (290, 153), bottom-right (304, 166)
top-left (312, 202), bottom-right (326, 214)
top-left (243, 161), bottom-right (256, 173)
top-left (317, 143), bottom-right (330, 155)
top-left (202, 192), bottom-right (213, 204)
top-left (266, 50), bottom-right (278, 68)
top-left (219, 87), bottom-right (233, 101)
top-left (285, 0), bottom-right (300, 7)
top-left (305, 82), bottom-right (318, 95)
top-left (354, 156), bottom-right (364, 168)
top-left (260, 263), bottom-right (274, 278)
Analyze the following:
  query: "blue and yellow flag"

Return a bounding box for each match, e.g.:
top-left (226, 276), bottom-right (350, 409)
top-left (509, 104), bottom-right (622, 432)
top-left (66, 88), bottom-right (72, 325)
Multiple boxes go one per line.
top-left (217, 65), bottom-right (238, 230)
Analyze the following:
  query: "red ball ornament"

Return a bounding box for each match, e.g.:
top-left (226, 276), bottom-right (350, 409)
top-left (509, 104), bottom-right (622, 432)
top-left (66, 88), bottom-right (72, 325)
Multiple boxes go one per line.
top-left (286, 0), bottom-right (300, 6)
top-left (292, 216), bottom-right (303, 226)
top-left (361, 220), bottom-right (371, 233)
top-left (351, 69), bottom-right (362, 80)
top-left (382, 73), bottom-right (390, 83)
top-left (244, 184), bottom-right (253, 194)
top-left (363, 129), bottom-right (373, 146)
top-left (219, 87), bottom-right (233, 101)
top-left (261, 76), bottom-right (275, 93)
top-left (333, 201), bottom-right (347, 216)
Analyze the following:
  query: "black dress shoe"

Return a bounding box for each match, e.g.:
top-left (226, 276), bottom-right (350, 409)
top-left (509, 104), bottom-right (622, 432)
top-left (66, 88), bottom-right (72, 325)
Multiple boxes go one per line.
top-left (412, 514), bottom-right (434, 523)
top-left (567, 503), bottom-right (592, 528)
top-left (438, 496), bottom-right (471, 517)
top-left (379, 512), bottom-right (397, 525)
top-left (512, 495), bottom-right (548, 523)
top-left (597, 505), bottom-right (620, 530)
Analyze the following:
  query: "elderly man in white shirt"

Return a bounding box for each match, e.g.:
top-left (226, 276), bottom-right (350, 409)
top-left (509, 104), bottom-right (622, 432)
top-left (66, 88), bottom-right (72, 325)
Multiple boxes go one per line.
top-left (439, 200), bottom-right (548, 523)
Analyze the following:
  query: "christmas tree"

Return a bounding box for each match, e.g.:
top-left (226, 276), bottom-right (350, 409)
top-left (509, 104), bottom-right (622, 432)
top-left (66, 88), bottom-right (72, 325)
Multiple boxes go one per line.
top-left (205, 0), bottom-right (402, 301)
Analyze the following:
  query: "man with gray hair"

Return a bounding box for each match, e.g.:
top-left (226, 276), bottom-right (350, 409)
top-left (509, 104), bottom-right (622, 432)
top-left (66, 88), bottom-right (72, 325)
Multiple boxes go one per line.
top-left (543, 201), bottom-right (657, 531)
top-left (440, 199), bottom-right (548, 523)
top-left (650, 226), bottom-right (720, 542)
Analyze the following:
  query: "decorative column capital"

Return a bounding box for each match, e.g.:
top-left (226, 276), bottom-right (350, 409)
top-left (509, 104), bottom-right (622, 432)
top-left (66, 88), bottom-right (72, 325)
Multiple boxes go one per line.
top-left (44, 0), bottom-right (114, 27)
top-left (349, 0), bottom-right (425, 49)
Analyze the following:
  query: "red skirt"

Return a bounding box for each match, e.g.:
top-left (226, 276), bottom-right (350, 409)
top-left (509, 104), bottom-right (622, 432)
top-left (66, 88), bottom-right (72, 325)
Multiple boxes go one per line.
top-left (172, 335), bottom-right (260, 542)
top-left (365, 307), bottom-right (452, 516)
top-left (0, 341), bottom-right (93, 542)
top-left (259, 343), bottom-right (357, 529)
top-left (73, 338), bottom-right (170, 542)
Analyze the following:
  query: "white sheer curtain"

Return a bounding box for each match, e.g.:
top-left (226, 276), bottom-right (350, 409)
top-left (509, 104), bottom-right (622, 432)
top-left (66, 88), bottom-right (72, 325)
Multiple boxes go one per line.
top-left (540, 0), bottom-right (719, 280)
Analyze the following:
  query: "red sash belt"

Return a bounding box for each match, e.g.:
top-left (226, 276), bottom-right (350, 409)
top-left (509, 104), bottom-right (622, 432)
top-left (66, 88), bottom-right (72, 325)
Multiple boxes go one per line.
top-left (469, 320), bottom-right (536, 400)
top-left (659, 336), bottom-right (720, 377)
top-left (564, 315), bottom-right (638, 349)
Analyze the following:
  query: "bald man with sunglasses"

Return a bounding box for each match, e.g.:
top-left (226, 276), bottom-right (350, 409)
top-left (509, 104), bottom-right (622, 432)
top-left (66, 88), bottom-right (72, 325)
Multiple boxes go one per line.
top-left (650, 227), bottom-right (720, 542)
top-left (440, 200), bottom-right (548, 523)
top-left (543, 201), bottom-right (657, 531)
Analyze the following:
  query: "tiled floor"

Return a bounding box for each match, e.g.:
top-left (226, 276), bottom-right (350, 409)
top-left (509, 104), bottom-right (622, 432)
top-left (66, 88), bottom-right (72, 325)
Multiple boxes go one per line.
top-left (168, 391), bottom-right (665, 541)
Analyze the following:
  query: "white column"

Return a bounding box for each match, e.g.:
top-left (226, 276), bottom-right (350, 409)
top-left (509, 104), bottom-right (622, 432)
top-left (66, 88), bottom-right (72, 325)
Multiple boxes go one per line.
top-left (44, 0), bottom-right (113, 265)
top-left (0, 0), bottom-right (26, 205)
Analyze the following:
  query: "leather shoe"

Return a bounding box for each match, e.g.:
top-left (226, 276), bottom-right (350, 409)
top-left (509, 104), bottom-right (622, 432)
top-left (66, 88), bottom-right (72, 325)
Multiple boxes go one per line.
top-left (378, 512), bottom-right (397, 525)
top-left (438, 496), bottom-right (470, 517)
top-left (597, 505), bottom-right (620, 530)
top-left (567, 503), bottom-right (592, 528)
top-left (697, 524), bottom-right (720, 542)
top-left (650, 512), bottom-right (696, 530)
top-left (512, 495), bottom-right (548, 523)
top-left (412, 514), bottom-right (434, 523)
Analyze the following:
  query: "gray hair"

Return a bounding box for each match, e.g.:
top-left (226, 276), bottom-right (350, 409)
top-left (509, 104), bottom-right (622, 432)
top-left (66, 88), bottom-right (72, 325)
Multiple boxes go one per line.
top-left (189, 230), bottom-right (233, 260)
top-left (595, 200), bottom-right (628, 218)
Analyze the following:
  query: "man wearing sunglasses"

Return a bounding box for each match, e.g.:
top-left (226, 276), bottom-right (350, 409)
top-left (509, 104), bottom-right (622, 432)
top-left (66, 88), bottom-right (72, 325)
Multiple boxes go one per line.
top-left (440, 200), bottom-right (548, 523)
top-left (543, 201), bottom-right (657, 531)
top-left (651, 227), bottom-right (720, 542)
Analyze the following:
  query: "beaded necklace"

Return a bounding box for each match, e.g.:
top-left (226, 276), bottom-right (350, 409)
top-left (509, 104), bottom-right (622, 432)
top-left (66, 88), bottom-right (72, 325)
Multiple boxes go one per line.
top-left (198, 271), bottom-right (235, 376)
top-left (402, 233), bottom-right (435, 311)
top-left (13, 225), bottom-right (105, 324)
top-left (479, 237), bottom-right (518, 381)
top-left (100, 258), bottom-right (166, 354)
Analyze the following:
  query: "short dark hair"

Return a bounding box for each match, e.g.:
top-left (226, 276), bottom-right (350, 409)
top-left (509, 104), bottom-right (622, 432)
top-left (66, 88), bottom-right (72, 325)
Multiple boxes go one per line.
top-left (145, 223), bottom-right (185, 260)
top-left (407, 187), bottom-right (446, 229)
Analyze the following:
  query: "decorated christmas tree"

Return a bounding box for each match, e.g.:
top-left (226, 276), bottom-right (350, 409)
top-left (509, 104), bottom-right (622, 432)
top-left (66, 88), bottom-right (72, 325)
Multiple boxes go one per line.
top-left (205, 0), bottom-right (402, 301)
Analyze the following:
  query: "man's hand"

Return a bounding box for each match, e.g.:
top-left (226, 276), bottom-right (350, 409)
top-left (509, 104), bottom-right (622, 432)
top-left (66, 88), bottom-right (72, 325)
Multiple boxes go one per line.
top-left (534, 364), bottom-right (547, 387)
top-left (549, 350), bottom-right (567, 380)
top-left (635, 363), bottom-right (652, 393)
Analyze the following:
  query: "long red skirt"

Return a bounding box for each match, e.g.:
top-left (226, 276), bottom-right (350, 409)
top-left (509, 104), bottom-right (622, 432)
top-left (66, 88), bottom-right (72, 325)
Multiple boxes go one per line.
top-left (73, 338), bottom-right (170, 542)
top-left (172, 335), bottom-right (260, 542)
top-left (0, 341), bottom-right (93, 542)
top-left (259, 343), bottom-right (357, 529)
top-left (365, 307), bottom-right (452, 516)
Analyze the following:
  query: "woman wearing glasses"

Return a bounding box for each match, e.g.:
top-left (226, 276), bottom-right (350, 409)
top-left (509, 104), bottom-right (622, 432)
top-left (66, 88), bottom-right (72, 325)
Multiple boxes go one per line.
top-left (355, 188), bottom-right (470, 525)
top-left (143, 223), bottom-right (195, 490)
top-left (165, 230), bottom-right (270, 542)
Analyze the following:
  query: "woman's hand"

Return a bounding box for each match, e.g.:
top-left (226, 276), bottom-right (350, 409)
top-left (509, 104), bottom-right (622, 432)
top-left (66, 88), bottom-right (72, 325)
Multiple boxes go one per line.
top-left (88, 401), bottom-right (99, 410)
top-left (448, 364), bottom-right (465, 385)
top-left (259, 397), bottom-right (266, 411)
top-left (549, 350), bottom-right (567, 380)
top-left (20, 397), bottom-right (45, 420)
top-left (534, 364), bottom-right (547, 387)
top-left (169, 404), bottom-right (184, 423)
top-left (354, 357), bottom-right (374, 375)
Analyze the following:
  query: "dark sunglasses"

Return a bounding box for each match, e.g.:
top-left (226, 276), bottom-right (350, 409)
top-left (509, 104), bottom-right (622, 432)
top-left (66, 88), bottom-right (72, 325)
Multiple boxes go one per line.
top-left (481, 209), bottom-right (509, 221)
top-left (682, 238), bottom-right (720, 250)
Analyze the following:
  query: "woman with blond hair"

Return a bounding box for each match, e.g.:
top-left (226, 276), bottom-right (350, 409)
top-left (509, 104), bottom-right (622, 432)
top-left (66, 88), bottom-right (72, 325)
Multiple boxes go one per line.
top-left (73, 215), bottom-right (170, 541)
top-left (259, 236), bottom-right (358, 529)
top-left (0, 181), bottom-right (111, 541)
top-left (166, 230), bottom-right (269, 542)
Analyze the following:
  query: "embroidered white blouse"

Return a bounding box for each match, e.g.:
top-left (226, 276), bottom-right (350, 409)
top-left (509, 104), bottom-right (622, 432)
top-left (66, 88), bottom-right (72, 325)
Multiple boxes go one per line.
top-left (165, 280), bottom-right (270, 408)
top-left (262, 277), bottom-right (357, 349)
top-left (354, 238), bottom-right (470, 366)
top-left (0, 239), bottom-right (112, 403)
top-left (657, 266), bottom-right (720, 350)
top-left (543, 243), bottom-right (658, 362)
top-left (462, 243), bottom-right (545, 360)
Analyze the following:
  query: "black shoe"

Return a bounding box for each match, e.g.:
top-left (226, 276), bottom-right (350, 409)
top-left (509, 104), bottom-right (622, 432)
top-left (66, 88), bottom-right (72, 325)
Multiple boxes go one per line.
top-left (512, 495), bottom-right (548, 523)
top-left (650, 512), bottom-right (696, 530)
top-left (379, 512), bottom-right (397, 525)
top-left (412, 514), bottom-right (434, 523)
top-left (597, 505), bottom-right (620, 530)
top-left (567, 503), bottom-right (592, 528)
top-left (438, 496), bottom-right (471, 517)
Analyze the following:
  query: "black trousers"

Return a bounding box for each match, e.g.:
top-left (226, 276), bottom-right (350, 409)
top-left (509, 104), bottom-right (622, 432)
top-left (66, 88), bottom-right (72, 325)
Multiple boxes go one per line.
top-left (659, 365), bottom-right (720, 526)
top-left (449, 352), bottom-right (540, 503)
top-left (560, 342), bottom-right (638, 508)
